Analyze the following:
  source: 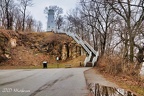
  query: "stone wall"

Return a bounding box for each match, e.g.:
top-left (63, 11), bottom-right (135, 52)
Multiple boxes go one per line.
top-left (61, 41), bottom-right (86, 61)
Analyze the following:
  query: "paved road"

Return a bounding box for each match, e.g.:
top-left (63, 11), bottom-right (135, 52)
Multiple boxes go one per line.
top-left (0, 68), bottom-right (89, 96)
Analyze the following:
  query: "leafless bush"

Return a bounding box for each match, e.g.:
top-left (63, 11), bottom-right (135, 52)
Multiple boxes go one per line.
top-left (97, 55), bottom-right (138, 77)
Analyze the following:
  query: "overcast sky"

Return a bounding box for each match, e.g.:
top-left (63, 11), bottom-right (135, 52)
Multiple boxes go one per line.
top-left (27, 0), bottom-right (79, 31)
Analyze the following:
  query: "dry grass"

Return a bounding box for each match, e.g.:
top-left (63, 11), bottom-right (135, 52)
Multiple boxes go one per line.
top-left (97, 55), bottom-right (137, 76)
top-left (0, 46), bottom-right (51, 66)
top-left (0, 55), bottom-right (86, 69)
top-left (0, 29), bottom-right (19, 39)
top-left (62, 55), bottom-right (86, 67)
top-left (97, 55), bottom-right (144, 96)
top-left (19, 32), bottom-right (72, 44)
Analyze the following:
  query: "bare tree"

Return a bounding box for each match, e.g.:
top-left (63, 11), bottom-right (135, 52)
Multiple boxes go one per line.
top-left (79, 0), bottom-right (116, 55)
top-left (107, 0), bottom-right (144, 62)
top-left (56, 15), bottom-right (64, 30)
top-left (67, 7), bottom-right (87, 40)
top-left (0, 0), bottom-right (3, 27)
top-left (0, 0), bottom-right (42, 32)
top-left (36, 21), bottom-right (43, 32)
top-left (67, 0), bottom-right (144, 62)
top-left (18, 0), bottom-right (33, 31)
top-left (25, 15), bottom-right (34, 32)
top-left (13, 7), bottom-right (23, 31)
top-left (0, 0), bottom-right (16, 29)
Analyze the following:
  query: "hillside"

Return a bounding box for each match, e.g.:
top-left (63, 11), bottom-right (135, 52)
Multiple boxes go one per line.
top-left (0, 30), bottom-right (85, 68)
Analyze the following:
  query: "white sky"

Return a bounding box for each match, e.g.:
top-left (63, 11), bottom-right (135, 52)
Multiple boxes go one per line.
top-left (27, 0), bottom-right (79, 31)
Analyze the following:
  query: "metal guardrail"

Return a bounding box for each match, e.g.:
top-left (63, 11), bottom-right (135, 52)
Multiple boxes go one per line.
top-left (63, 31), bottom-right (99, 67)
top-left (79, 40), bottom-right (91, 54)
top-left (84, 57), bottom-right (89, 67)
top-left (84, 41), bottom-right (98, 55)
top-left (84, 52), bottom-right (92, 67)
top-left (75, 34), bottom-right (91, 54)
top-left (75, 34), bottom-right (99, 67)
top-left (67, 32), bottom-right (91, 54)
top-left (75, 33), bottom-right (98, 55)
top-left (72, 34), bottom-right (80, 44)
top-left (92, 56), bottom-right (98, 67)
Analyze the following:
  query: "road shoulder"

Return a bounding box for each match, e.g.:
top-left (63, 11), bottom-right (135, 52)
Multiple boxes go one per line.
top-left (84, 68), bottom-right (118, 88)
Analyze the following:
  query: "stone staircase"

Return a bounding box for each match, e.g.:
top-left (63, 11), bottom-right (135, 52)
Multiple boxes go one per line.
top-left (64, 32), bottom-right (99, 67)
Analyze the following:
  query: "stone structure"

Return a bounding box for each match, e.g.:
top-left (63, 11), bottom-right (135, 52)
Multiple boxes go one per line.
top-left (61, 43), bottom-right (68, 60)
top-left (61, 42), bottom-right (85, 61)
top-left (47, 9), bottom-right (55, 32)
top-left (10, 38), bottom-right (17, 48)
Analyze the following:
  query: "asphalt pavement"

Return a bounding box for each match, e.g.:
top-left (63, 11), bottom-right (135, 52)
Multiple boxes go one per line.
top-left (0, 68), bottom-right (89, 96)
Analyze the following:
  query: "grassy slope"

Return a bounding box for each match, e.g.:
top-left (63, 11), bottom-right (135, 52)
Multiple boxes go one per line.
top-left (0, 31), bottom-right (86, 69)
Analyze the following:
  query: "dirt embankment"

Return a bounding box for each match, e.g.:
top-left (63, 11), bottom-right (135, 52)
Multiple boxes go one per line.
top-left (0, 30), bottom-right (85, 68)
top-left (0, 30), bottom-right (18, 63)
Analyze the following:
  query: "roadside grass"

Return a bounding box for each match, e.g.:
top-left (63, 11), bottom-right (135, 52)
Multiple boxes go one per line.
top-left (97, 70), bottom-right (144, 96)
top-left (0, 56), bottom-right (86, 69)
top-left (128, 85), bottom-right (144, 96)
top-left (0, 63), bottom-right (77, 69)
top-left (19, 63), bottom-right (67, 69)
top-left (115, 79), bottom-right (144, 96)
top-left (97, 55), bottom-right (144, 96)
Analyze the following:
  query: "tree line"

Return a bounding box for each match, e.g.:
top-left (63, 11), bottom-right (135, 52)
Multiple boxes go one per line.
top-left (66, 0), bottom-right (144, 68)
top-left (0, 0), bottom-right (43, 32)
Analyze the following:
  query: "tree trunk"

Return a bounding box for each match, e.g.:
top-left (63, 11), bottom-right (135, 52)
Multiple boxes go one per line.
top-left (129, 35), bottom-right (134, 62)
top-left (6, 4), bottom-right (10, 29)
top-left (22, 7), bottom-right (26, 31)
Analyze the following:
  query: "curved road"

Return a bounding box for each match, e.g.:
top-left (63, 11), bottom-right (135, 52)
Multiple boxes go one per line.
top-left (0, 68), bottom-right (89, 96)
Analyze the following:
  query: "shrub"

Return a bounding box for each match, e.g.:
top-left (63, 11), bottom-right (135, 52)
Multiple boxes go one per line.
top-left (97, 55), bottom-right (137, 77)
